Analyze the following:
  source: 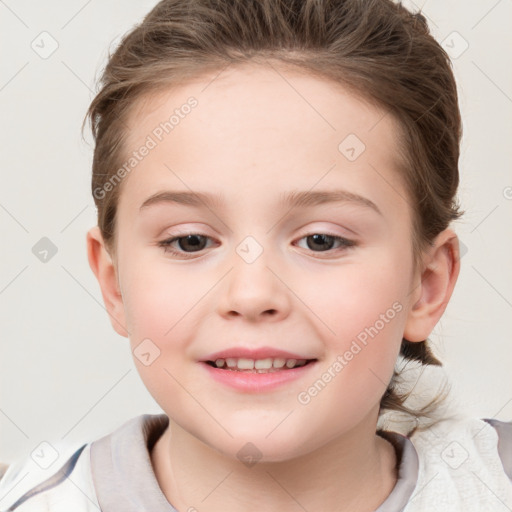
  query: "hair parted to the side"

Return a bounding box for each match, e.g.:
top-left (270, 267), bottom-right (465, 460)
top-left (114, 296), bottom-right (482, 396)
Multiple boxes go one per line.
top-left (84, 0), bottom-right (463, 427)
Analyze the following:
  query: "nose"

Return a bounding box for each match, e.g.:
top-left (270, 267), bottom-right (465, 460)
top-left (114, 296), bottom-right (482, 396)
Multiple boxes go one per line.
top-left (216, 245), bottom-right (292, 323)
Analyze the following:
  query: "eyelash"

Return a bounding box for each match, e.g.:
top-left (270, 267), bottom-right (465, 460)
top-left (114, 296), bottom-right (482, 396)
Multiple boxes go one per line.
top-left (157, 231), bottom-right (356, 259)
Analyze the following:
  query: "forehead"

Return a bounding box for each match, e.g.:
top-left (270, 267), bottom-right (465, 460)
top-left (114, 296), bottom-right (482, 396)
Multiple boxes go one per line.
top-left (119, 62), bottom-right (408, 221)
top-left (125, 62), bottom-right (399, 151)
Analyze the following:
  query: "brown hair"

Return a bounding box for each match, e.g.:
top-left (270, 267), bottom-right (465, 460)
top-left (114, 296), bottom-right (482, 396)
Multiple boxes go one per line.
top-left (85, 0), bottom-right (463, 425)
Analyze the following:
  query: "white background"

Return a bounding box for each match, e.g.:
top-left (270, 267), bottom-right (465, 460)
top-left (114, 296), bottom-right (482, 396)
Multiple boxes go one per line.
top-left (1, 0), bottom-right (511, 464)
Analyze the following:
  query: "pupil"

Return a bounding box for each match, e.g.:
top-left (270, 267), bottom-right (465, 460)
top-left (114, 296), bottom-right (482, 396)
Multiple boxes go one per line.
top-left (179, 235), bottom-right (206, 252)
top-left (308, 234), bottom-right (334, 251)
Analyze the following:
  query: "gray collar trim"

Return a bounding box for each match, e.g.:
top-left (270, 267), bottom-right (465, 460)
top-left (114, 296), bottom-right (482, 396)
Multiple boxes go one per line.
top-left (90, 414), bottom-right (175, 511)
top-left (375, 430), bottom-right (419, 511)
top-left (90, 414), bottom-right (419, 512)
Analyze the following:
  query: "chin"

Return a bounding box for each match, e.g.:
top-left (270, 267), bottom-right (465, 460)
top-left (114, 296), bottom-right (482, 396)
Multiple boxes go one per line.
top-left (202, 431), bottom-right (315, 465)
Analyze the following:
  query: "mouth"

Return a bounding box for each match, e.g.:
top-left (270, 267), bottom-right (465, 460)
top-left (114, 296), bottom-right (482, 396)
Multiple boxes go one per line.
top-left (204, 357), bottom-right (318, 373)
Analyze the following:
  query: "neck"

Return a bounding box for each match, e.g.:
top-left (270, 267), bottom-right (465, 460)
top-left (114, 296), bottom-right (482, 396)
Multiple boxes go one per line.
top-left (150, 410), bottom-right (397, 512)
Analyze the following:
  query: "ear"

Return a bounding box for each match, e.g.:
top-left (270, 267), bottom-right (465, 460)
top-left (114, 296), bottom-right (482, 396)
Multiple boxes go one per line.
top-left (403, 228), bottom-right (461, 342)
top-left (86, 226), bottom-right (129, 338)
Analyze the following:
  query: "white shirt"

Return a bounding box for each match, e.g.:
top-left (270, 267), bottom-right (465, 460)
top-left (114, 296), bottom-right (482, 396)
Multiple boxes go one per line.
top-left (0, 413), bottom-right (511, 511)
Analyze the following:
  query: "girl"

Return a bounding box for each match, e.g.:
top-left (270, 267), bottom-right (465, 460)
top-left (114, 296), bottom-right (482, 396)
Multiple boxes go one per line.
top-left (1, 0), bottom-right (510, 510)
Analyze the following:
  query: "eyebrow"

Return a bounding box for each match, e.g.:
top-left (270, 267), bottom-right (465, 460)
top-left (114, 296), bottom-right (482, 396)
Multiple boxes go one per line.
top-left (139, 189), bottom-right (382, 215)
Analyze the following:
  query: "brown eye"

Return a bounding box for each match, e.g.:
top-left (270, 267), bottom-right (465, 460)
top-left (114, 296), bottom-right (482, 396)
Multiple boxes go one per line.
top-left (296, 233), bottom-right (355, 253)
top-left (158, 234), bottom-right (214, 257)
top-left (174, 235), bottom-right (208, 252)
top-left (306, 234), bottom-right (336, 251)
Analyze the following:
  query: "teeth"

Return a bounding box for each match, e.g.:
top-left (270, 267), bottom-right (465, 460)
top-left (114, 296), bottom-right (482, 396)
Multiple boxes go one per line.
top-left (212, 357), bottom-right (311, 371)
top-left (237, 358), bottom-right (254, 370)
top-left (273, 358), bottom-right (286, 368)
top-left (254, 358), bottom-right (273, 369)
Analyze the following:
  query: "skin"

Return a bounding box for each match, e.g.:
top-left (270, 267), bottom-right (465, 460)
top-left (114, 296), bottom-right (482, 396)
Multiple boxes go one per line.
top-left (87, 62), bottom-right (460, 511)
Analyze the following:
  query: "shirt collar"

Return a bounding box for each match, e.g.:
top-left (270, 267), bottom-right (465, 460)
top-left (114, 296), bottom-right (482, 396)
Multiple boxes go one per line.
top-left (90, 414), bottom-right (418, 512)
top-left (90, 414), bottom-right (175, 512)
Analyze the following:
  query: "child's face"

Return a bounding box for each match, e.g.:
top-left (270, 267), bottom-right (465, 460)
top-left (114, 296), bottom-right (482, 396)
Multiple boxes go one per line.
top-left (101, 64), bottom-right (428, 460)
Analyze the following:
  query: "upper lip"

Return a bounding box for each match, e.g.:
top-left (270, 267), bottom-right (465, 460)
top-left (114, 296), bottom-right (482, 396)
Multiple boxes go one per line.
top-left (201, 346), bottom-right (317, 362)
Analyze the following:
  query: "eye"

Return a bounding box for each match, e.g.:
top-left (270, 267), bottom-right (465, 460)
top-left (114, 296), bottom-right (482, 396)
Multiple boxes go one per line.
top-left (158, 231), bottom-right (356, 259)
top-left (158, 233), bottom-right (216, 258)
top-left (294, 233), bottom-right (355, 254)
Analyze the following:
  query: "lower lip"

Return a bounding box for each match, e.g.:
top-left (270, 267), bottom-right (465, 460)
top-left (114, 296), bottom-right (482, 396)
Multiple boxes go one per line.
top-left (200, 361), bottom-right (318, 392)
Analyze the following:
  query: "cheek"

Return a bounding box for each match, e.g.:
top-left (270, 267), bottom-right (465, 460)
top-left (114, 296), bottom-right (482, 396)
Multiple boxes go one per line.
top-left (300, 311), bottom-right (405, 436)
top-left (120, 250), bottom-right (202, 338)
top-left (119, 251), bottom-right (209, 400)
top-left (298, 249), bottom-right (411, 342)
top-left (297, 252), bottom-right (410, 405)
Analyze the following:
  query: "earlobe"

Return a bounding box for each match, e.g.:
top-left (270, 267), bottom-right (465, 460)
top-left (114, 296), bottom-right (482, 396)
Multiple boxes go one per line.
top-left (86, 226), bottom-right (129, 338)
top-left (403, 228), bottom-right (461, 342)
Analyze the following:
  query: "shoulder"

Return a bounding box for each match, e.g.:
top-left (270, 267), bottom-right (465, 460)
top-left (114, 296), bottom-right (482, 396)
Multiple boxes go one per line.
top-left (0, 414), bottom-right (164, 512)
top-left (404, 416), bottom-right (512, 510)
top-left (0, 442), bottom-right (99, 512)
top-left (483, 418), bottom-right (512, 477)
